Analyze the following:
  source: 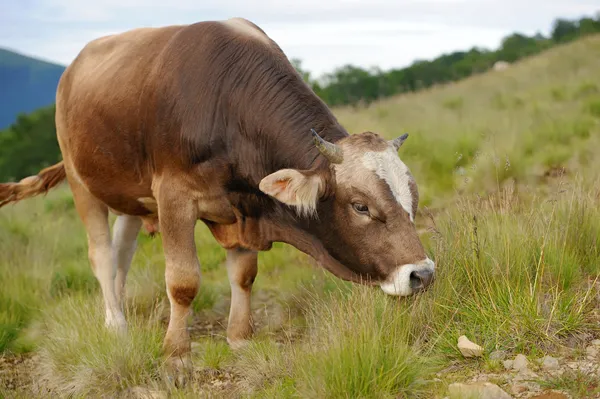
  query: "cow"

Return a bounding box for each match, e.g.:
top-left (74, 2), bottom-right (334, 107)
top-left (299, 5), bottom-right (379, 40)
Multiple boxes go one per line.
top-left (0, 17), bottom-right (435, 374)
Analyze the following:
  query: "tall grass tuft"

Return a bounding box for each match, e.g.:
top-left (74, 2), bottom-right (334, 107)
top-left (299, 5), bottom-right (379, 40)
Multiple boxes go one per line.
top-left (410, 184), bottom-right (600, 359)
top-left (294, 287), bottom-right (438, 398)
top-left (34, 294), bottom-right (166, 398)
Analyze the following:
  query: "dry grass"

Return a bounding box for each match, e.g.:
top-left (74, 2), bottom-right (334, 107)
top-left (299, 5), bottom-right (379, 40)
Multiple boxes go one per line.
top-left (334, 34), bottom-right (600, 207)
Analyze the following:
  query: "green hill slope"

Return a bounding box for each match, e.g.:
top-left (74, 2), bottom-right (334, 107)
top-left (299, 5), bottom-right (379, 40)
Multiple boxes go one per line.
top-left (335, 33), bottom-right (600, 207)
top-left (0, 48), bottom-right (65, 129)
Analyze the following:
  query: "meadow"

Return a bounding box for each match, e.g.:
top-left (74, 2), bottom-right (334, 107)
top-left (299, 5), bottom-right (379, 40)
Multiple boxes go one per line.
top-left (1, 34), bottom-right (600, 398)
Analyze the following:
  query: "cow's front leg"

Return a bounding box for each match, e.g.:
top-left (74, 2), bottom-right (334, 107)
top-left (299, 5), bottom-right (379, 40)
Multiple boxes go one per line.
top-left (157, 186), bottom-right (200, 377)
top-left (226, 248), bottom-right (258, 349)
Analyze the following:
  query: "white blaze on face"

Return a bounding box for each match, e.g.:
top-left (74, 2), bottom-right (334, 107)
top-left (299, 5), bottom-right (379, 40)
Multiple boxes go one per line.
top-left (362, 147), bottom-right (414, 221)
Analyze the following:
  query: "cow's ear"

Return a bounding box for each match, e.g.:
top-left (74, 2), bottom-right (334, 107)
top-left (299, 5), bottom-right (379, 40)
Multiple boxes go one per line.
top-left (259, 169), bottom-right (325, 217)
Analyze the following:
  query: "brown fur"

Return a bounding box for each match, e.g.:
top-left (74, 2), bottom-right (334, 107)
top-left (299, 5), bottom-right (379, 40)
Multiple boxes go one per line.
top-left (0, 18), bottom-right (431, 366)
top-left (170, 285), bottom-right (199, 307)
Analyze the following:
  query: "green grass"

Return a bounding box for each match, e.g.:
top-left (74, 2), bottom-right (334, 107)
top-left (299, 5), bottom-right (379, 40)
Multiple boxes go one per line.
top-left (35, 294), bottom-right (166, 398)
top-left (292, 289), bottom-right (437, 398)
top-left (538, 369), bottom-right (600, 398)
top-left (334, 34), bottom-right (600, 206)
top-left (238, 182), bottom-right (599, 398)
top-left (1, 34), bottom-right (600, 398)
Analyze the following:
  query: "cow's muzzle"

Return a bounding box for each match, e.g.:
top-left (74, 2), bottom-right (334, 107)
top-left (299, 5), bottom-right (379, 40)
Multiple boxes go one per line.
top-left (379, 258), bottom-right (435, 296)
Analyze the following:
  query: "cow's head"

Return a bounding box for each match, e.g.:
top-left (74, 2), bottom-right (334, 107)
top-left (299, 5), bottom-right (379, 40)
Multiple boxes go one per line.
top-left (259, 130), bottom-right (434, 296)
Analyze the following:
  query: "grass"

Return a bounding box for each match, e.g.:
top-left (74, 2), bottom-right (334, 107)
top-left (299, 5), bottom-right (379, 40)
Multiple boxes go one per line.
top-left (34, 294), bottom-right (165, 398)
top-left (334, 34), bottom-right (600, 206)
top-left (1, 34), bottom-right (600, 398)
top-left (539, 369), bottom-right (600, 398)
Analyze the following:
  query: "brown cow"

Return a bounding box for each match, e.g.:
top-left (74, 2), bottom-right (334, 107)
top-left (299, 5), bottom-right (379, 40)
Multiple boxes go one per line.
top-left (0, 17), bottom-right (434, 373)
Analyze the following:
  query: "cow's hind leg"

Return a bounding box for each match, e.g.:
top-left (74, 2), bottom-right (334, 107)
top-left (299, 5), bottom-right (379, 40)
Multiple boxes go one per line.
top-left (156, 181), bottom-right (200, 376)
top-left (226, 248), bottom-right (258, 349)
top-left (69, 179), bottom-right (125, 331)
top-left (113, 215), bottom-right (142, 312)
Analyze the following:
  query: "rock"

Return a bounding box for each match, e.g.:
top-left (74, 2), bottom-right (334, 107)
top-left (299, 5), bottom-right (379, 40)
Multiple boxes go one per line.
top-left (566, 361), bottom-right (579, 370)
top-left (512, 354), bottom-right (529, 371)
top-left (448, 382), bottom-right (511, 399)
top-left (458, 335), bottom-right (484, 358)
top-left (511, 384), bottom-right (528, 395)
top-left (585, 345), bottom-right (598, 359)
top-left (578, 360), bottom-right (596, 374)
top-left (530, 392), bottom-right (569, 399)
top-left (503, 360), bottom-right (514, 370)
top-left (540, 355), bottom-right (559, 370)
top-left (511, 381), bottom-right (541, 395)
top-left (489, 350), bottom-right (506, 361)
top-left (514, 368), bottom-right (539, 381)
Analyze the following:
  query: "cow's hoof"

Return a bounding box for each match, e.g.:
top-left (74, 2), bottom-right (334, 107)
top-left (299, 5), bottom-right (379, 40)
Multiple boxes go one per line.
top-left (164, 355), bottom-right (192, 388)
top-left (227, 337), bottom-right (251, 350)
top-left (105, 313), bottom-right (127, 335)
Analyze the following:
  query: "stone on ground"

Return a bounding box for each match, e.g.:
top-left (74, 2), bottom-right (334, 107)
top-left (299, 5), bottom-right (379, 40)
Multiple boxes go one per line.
top-left (512, 354), bottom-right (529, 371)
top-left (530, 392), bottom-right (569, 399)
top-left (540, 355), bottom-right (559, 371)
top-left (448, 382), bottom-right (511, 399)
top-left (585, 345), bottom-right (598, 359)
top-left (458, 335), bottom-right (484, 358)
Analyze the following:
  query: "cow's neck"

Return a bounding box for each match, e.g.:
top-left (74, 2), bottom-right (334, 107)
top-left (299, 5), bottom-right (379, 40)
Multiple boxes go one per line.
top-left (220, 79), bottom-right (364, 281)
top-left (232, 76), bottom-right (349, 176)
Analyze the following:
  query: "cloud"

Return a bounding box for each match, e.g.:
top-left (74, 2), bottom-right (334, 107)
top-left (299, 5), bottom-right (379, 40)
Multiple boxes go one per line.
top-left (1, 0), bottom-right (598, 76)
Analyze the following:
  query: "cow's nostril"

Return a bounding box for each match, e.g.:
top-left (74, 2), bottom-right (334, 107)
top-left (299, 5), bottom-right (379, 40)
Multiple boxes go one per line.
top-left (409, 271), bottom-right (423, 290)
top-left (409, 269), bottom-right (434, 291)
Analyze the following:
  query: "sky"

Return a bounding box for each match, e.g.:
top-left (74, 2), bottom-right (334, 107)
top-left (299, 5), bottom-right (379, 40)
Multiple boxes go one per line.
top-left (1, 0), bottom-right (598, 78)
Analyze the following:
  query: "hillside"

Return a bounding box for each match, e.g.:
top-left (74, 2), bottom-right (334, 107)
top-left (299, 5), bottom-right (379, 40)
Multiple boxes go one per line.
top-left (0, 48), bottom-right (65, 129)
top-left (335, 33), bottom-right (600, 208)
top-left (1, 34), bottom-right (600, 399)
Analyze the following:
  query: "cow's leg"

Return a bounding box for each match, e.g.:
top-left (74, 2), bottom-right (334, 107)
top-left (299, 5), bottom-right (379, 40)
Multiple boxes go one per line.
top-left (113, 215), bottom-right (142, 311)
top-left (226, 248), bottom-right (258, 349)
top-left (69, 179), bottom-right (125, 331)
top-left (157, 184), bottom-right (200, 372)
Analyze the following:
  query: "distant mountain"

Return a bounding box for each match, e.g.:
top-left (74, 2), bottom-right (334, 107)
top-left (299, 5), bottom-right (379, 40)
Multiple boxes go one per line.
top-left (0, 48), bottom-right (65, 129)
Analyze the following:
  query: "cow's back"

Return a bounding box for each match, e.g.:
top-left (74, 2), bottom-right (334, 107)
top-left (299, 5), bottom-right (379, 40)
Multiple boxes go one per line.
top-left (53, 18), bottom-right (304, 218)
top-left (55, 24), bottom-right (188, 215)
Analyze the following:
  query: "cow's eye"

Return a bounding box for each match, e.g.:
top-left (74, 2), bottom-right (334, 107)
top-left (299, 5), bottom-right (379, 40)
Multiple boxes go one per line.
top-left (352, 203), bottom-right (369, 214)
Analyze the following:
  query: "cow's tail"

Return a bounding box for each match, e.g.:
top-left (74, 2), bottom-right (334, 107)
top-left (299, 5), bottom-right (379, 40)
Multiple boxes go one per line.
top-left (0, 161), bottom-right (67, 208)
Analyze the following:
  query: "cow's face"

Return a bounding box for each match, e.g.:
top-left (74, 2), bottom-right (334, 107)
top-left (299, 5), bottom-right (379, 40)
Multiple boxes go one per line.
top-left (259, 131), bottom-right (434, 296)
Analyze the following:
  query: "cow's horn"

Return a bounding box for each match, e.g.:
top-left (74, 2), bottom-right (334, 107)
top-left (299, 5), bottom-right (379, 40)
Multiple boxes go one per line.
top-left (390, 133), bottom-right (409, 151)
top-left (311, 129), bottom-right (343, 164)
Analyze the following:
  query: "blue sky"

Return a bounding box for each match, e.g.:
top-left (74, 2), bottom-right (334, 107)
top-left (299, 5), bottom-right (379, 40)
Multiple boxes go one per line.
top-left (1, 0), bottom-right (598, 77)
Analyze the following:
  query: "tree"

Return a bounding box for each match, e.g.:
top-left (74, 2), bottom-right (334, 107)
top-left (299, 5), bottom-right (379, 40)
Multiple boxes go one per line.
top-left (551, 19), bottom-right (579, 42)
top-left (0, 105), bottom-right (61, 181)
top-left (578, 17), bottom-right (600, 35)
